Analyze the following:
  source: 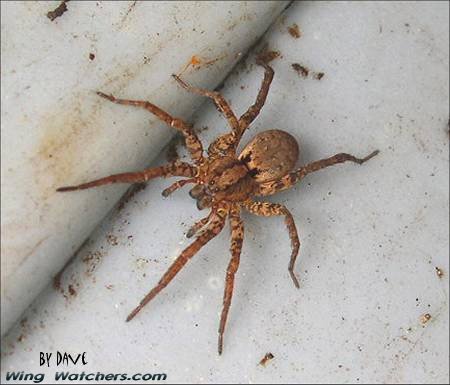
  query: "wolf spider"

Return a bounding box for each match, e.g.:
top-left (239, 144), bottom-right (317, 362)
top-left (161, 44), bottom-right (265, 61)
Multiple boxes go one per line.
top-left (57, 60), bottom-right (378, 354)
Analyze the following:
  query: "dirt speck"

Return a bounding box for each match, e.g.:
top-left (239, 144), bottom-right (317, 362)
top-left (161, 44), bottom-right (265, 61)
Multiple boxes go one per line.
top-left (314, 72), bottom-right (325, 80)
top-left (259, 352), bottom-right (274, 367)
top-left (435, 267), bottom-right (444, 279)
top-left (420, 313), bottom-right (432, 325)
top-left (47, 0), bottom-right (69, 21)
top-left (89, 53), bottom-right (95, 61)
top-left (288, 23), bottom-right (301, 38)
top-left (292, 63), bottom-right (309, 78)
top-left (257, 50), bottom-right (280, 64)
top-left (82, 250), bottom-right (103, 276)
top-left (106, 234), bottom-right (119, 246)
top-left (68, 284), bottom-right (77, 296)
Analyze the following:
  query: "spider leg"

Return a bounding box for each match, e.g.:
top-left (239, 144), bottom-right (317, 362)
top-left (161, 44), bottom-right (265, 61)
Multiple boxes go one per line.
top-left (96, 91), bottom-right (204, 163)
top-left (186, 208), bottom-right (216, 238)
top-left (257, 150), bottom-right (380, 196)
top-left (172, 74), bottom-right (242, 157)
top-left (161, 178), bottom-right (197, 197)
top-left (172, 75), bottom-right (239, 131)
top-left (126, 204), bottom-right (228, 322)
top-left (242, 200), bottom-right (300, 288)
top-left (56, 160), bottom-right (195, 192)
top-left (207, 62), bottom-right (274, 156)
top-left (218, 204), bottom-right (243, 355)
top-left (236, 61), bottom-right (274, 142)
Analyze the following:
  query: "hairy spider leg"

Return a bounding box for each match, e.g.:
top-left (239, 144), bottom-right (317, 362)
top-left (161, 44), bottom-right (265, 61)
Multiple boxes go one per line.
top-left (96, 91), bottom-right (204, 163)
top-left (218, 205), bottom-right (244, 355)
top-left (56, 161), bottom-right (195, 192)
top-left (172, 74), bottom-right (239, 131)
top-left (186, 208), bottom-right (216, 238)
top-left (126, 204), bottom-right (228, 322)
top-left (257, 150), bottom-right (380, 196)
top-left (212, 61), bottom-right (274, 155)
top-left (237, 61), bottom-right (274, 143)
top-left (161, 178), bottom-right (197, 197)
top-left (173, 61), bottom-right (274, 156)
top-left (242, 200), bottom-right (300, 288)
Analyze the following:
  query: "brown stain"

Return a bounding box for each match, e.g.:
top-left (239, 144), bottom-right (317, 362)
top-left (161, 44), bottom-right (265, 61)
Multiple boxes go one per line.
top-left (33, 95), bottom-right (103, 201)
top-left (33, 50), bottom-right (158, 203)
top-left (435, 266), bottom-right (444, 278)
top-left (287, 23), bottom-right (301, 39)
top-left (117, 0), bottom-right (138, 30)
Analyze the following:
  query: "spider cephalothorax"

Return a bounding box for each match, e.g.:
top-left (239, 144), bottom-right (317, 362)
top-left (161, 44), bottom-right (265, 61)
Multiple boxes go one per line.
top-left (57, 60), bottom-right (378, 354)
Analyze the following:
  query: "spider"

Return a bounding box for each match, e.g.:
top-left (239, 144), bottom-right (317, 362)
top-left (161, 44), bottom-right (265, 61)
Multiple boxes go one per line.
top-left (57, 60), bottom-right (378, 354)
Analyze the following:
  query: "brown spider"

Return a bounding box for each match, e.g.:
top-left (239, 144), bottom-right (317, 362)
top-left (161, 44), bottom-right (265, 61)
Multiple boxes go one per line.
top-left (57, 60), bottom-right (378, 354)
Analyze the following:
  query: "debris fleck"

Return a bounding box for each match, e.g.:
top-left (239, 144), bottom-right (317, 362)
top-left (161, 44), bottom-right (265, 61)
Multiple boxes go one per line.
top-left (420, 313), bottom-right (432, 325)
top-left (68, 284), bottom-right (77, 296)
top-left (89, 53), bottom-right (95, 61)
top-left (435, 267), bottom-right (444, 279)
top-left (257, 50), bottom-right (280, 64)
top-left (259, 352), bottom-right (274, 367)
top-left (292, 63), bottom-right (309, 78)
top-left (287, 23), bottom-right (301, 38)
top-left (314, 72), bottom-right (325, 80)
top-left (47, 0), bottom-right (69, 22)
top-left (106, 234), bottom-right (119, 246)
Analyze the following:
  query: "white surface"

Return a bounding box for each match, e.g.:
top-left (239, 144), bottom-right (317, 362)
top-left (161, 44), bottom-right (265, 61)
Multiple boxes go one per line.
top-left (1, 1), bottom-right (449, 384)
top-left (0, 0), bottom-right (288, 336)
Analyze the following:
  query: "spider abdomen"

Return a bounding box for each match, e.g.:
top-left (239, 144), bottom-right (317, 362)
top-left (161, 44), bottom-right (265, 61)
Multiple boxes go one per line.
top-left (239, 129), bottom-right (299, 183)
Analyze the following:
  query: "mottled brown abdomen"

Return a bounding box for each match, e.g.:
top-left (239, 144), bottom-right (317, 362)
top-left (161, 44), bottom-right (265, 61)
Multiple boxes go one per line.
top-left (239, 130), bottom-right (299, 183)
